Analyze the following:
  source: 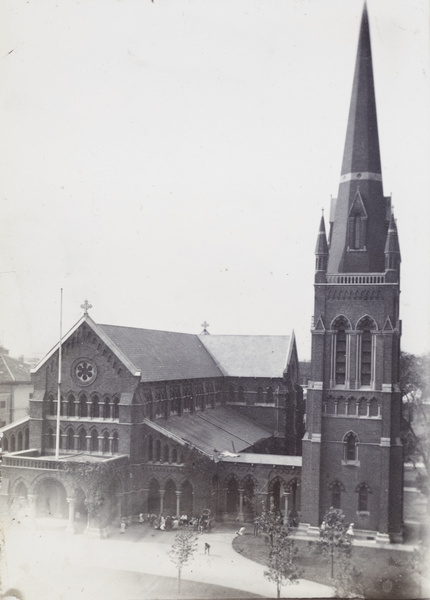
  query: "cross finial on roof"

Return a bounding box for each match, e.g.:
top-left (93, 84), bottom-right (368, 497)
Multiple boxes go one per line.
top-left (81, 300), bottom-right (93, 315)
top-left (201, 321), bottom-right (210, 335)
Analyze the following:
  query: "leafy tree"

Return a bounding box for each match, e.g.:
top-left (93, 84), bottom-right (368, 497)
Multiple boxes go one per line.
top-left (169, 530), bottom-right (198, 594)
top-left (258, 507), bottom-right (286, 547)
top-left (264, 532), bottom-right (302, 598)
top-left (314, 508), bottom-right (352, 579)
top-left (400, 351), bottom-right (430, 510)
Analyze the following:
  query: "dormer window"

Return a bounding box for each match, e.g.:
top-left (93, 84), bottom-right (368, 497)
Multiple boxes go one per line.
top-left (347, 191), bottom-right (367, 251)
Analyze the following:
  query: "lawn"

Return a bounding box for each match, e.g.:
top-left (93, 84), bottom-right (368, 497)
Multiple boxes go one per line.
top-left (233, 533), bottom-right (421, 599)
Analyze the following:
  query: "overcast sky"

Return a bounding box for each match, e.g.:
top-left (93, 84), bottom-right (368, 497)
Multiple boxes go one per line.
top-left (0, 0), bottom-right (429, 362)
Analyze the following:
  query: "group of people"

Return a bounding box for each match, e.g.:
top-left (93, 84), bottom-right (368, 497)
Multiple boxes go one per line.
top-left (119, 512), bottom-right (212, 533)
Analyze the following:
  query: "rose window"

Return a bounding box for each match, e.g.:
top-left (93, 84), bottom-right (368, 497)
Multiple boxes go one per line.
top-left (74, 359), bottom-right (97, 386)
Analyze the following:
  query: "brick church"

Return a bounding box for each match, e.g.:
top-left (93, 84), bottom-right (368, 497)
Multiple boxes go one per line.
top-left (0, 5), bottom-right (403, 542)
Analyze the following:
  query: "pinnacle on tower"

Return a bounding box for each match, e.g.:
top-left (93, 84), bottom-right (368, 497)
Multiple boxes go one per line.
top-left (315, 215), bottom-right (328, 279)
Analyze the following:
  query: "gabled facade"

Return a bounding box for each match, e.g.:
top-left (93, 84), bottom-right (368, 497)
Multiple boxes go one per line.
top-left (0, 347), bottom-right (33, 427)
top-left (301, 5), bottom-right (403, 542)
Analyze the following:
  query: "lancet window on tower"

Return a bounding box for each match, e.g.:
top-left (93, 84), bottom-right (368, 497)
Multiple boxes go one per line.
top-left (356, 316), bottom-right (376, 387)
top-left (331, 316), bottom-right (351, 387)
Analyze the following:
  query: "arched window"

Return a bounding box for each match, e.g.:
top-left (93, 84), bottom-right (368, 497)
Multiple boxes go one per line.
top-left (358, 397), bottom-right (367, 416)
top-left (257, 386), bottom-right (263, 403)
top-left (344, 431), bottom-right (358, 462)
top-left (369, 397), bottom-right (379, 417)
top-left (112, 431), bottom-right (119, 453)
top-left (332, 316), bottom-right (350, 386)
top-left (17, 431), bottom-right (23, 451)
top-left (90, 429), bottom-right (98, 452)
top-left (47, 428), bottom-right (54, 448)
top-left (67, 395), bottom-right (75, 417)
top-left (78, 428), bottom-right (87, 451)
top-left (10, 435), bottom-right (15, 452)
top-left (148, 436), bottom-right (153, 461)
top-left (164, 444), bottom-right (170, 463)
top-left (347, 397), bottom-right (356, 416)
top-left (103, 431), bottom-right (110, 453)
top-left (80, 395), bottom-right (87, 418)
top-left (354, 215), bottom-right (361, 249)
top-left (104, 398), bottom-right (110, 419)
top-left (112, 397), bottom-right (119, 419)
top-left (3, 436), bottom-right (8, 451)
top-left (92, 396), bottom-right (99, 418)
top-left (357, 316), bottom-right (376, 387)
top-left (48, 395), bottom-right (55, 415)
top-left (266, 387), bottom-right (274, 404)
top-left (172, 447), bottom-right (178, 464)
top-left (357, 483), bottom-right (371, 512)
top-left (66, 428), bottom-right (74, 451)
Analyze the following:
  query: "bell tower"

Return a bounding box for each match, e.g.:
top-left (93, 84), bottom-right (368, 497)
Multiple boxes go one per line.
top-left (301, 5), bottom-right (403, 542)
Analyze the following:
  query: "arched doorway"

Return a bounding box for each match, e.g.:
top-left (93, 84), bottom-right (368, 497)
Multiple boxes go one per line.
top-left (180, 480), bottom-right (193, 516)
top-left (226, 477), bottom-right (239, 515)
top-left (164, 479), bottom-right (176, 515)
top-left (35, 478), bottom-right (68, 518)
top-left (12, 481), bottom-right (28, 519)
top-left (148, 479), bottom-right (160, 514)
top-left (267, 478), bottom-right (284, 513)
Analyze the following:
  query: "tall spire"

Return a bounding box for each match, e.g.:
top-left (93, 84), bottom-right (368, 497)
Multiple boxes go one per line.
top-left (315, 214), bottom-right (329, 282)
top-left (327, 4), bottom-right (390, 274)
top-left (341, 4), bottom-right (381, 178)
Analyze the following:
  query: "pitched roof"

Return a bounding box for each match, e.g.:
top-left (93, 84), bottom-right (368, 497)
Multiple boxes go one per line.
top-left (199, 335), bottom-right (292, 378)
top-left (146, 406), bottom-right (272, 456)
top-left (0, 353), bottom-right (31, 384)
top-left (98, 324), bottom-right (223, 383)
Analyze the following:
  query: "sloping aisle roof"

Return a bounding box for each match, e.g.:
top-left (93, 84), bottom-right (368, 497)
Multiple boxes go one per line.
top-left (146, 406), bottom-right (273, 456)
top-left (200, 335), bottom-right (291, 377)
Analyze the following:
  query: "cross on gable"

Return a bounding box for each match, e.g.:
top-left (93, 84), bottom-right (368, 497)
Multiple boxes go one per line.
top-left (81, 300), bottom-right (93, 315)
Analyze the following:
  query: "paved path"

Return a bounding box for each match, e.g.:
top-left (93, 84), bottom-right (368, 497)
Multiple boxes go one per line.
top-left (1, 519), bottom-right (334, 599)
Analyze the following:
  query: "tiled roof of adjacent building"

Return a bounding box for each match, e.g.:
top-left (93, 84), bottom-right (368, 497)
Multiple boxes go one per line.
top-left (200, 335), bottom-right (292, 378)
top-left (145, 406), bottom-right (273, 456)
top-left (0, 351), bottom-right (31, 384)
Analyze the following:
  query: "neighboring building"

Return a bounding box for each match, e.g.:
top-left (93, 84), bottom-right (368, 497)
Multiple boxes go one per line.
top-left (0, 5), bottom-right (404, 542)
top-left (0, 346), bottom-right (32, 427)
top-left (301, 6), bottom-right (403, 542)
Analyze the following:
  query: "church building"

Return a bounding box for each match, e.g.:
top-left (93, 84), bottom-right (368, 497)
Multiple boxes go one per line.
top-left (1, 5), bottom-right (404, 542)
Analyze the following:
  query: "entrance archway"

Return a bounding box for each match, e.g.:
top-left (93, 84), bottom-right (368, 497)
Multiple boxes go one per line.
top-left (35, 479), bottom-right (68, 518)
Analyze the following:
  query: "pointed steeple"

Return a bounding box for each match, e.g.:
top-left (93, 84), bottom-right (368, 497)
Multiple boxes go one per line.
top-left (327, 4), bottom-right (390, 274)
top-left (341, 4), bottom-right (382, 177)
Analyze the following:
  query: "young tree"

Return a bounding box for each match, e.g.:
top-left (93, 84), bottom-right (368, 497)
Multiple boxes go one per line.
top-left (258, 507), bottom-right (285, 546)
top-left (264, 532), bottom-right (302, 598)
top-left (315, 507), bottom-right (352, 579)
top-left (169, 530), bottom-right (198, 594)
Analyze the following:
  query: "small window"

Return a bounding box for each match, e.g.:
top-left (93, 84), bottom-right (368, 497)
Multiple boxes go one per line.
top-left (112, 431), bottom-right (119, 453)
top-left (104, 398), bottom-right (110, 419)
top-left (148, 436), bottom-right (153, 461)
top-left (257, 386), bottom-right (264, 403)
top-left (67, 429), bottom-right (74, 451)
top-left (79, 429), bottom-right (87, 451)
top-left (103, 431), bottom-right (110, 453)
top-left (92, 397), bottom-right (99, 418)
top-left (266, 387), bottom-right (274, 404)
top-left (112, 398), bottom-right (119, 419)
